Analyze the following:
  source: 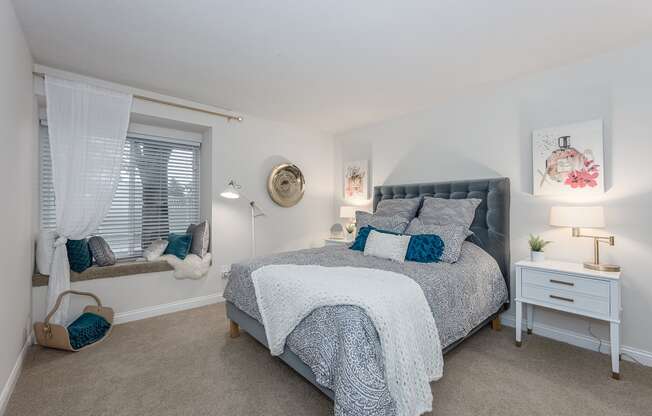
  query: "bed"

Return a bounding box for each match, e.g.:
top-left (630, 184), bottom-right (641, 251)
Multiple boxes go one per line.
top-left (223, 177), bottom-right (510, 414)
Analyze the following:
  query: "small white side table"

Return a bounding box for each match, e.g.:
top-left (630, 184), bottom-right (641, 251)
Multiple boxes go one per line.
top-left (324, 238), bottom-right (353, 246)
top-left (514, 259), bottom-right (622, 379)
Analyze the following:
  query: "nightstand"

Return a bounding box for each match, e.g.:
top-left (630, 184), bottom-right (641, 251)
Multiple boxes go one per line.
top-left (324, 238), bottom-right (352, 246)
top-left (514, 259), bottom-right (622, 379)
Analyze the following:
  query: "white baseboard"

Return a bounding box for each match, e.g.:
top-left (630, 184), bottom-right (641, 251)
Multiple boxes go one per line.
top-left (0, 333), bottom-right (33, 416)
top-left (114, 293), bottom-right (224, 324)
top-left (501, 314), bottom-right (652, 367)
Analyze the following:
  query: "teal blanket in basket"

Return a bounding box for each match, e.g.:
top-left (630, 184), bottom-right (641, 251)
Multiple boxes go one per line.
top-left (67, 312), bottom-right (111, 350)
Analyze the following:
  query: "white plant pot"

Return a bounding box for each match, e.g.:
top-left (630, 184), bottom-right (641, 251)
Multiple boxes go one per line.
top-left (530, 251), bottom-right (545, 262)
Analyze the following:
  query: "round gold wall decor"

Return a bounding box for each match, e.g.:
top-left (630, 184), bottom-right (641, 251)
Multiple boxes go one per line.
top-left (267, 163), bottom-right (305, 207)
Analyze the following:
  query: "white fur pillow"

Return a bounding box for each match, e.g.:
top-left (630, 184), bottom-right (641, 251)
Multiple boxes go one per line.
top-left (363, 230), bottom-right (411, 263)
top-left (162, 252), bottom-right (212, 280)
top-left (143, 239), bottom-right (169, 261)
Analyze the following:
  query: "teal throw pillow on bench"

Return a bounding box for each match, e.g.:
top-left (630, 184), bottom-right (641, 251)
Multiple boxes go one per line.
top-left (164, 233), bottom-right (193, 259)
top-left (66, 239), bottom-right (93, 273)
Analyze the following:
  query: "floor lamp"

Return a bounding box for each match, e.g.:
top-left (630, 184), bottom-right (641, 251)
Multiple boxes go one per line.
top-left (220, 180), bottom-right (265, 258)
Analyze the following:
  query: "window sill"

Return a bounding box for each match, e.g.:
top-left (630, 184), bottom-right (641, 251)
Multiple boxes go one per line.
top-left (32, 260), bottom-right (173, 287)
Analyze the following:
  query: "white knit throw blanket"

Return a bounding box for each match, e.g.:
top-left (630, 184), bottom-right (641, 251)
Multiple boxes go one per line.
top-left (251, 265), bottom-right (443, 416)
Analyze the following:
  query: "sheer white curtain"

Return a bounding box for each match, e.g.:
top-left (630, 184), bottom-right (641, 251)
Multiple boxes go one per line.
top-left (45, 76), bottom-right (132, 324)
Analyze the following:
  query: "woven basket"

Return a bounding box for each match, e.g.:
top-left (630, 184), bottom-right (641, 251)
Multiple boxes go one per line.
top-left (34, 290), bottom-right (114, 352)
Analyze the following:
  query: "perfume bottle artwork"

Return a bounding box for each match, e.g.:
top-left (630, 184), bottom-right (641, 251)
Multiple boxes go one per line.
top-left (532, 120), bottom-right (604, 196)
top-left (541, 136), bottom-right (599, 188)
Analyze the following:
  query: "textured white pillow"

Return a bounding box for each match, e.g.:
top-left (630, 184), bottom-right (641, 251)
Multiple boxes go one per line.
top-left (186, 220), bottom-right (210, 257)
top-left (363, 230), bottom-right (411, 263)
top-left (36, 230), bottom-right (58, 275)
top-left (143, 239), bottom-right (169, 261)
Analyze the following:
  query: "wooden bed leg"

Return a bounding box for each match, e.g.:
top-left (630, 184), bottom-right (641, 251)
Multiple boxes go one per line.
top-left (229, 320), bottom-right (240, 338)
top-left (491, 317), bottom-right (502, 331)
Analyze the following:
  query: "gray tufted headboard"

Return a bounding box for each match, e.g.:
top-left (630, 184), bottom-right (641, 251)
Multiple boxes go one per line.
top-left (373, 178), bottom-right (510, 296)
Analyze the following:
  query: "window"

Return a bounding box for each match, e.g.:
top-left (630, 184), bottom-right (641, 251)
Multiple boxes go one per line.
top-left (40, 127), bottom-right (201, 260)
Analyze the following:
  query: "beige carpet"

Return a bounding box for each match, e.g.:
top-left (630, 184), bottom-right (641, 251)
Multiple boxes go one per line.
top-left (6, 303), bottom-right (652, 416)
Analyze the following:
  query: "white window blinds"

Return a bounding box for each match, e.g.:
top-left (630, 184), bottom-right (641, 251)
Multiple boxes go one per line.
top-left (40, 127), bottom-right (201, 259)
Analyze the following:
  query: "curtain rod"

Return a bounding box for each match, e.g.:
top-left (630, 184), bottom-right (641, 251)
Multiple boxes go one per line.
top-left (33, 71), bottom-right (243, 122)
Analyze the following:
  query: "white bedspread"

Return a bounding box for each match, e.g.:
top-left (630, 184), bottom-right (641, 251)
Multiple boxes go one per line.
top-left (251, 264), bottom-right (443, 416)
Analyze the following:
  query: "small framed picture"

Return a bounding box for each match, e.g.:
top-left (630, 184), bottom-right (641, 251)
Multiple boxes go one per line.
top-left (343, 160), bottom-right (369, 200)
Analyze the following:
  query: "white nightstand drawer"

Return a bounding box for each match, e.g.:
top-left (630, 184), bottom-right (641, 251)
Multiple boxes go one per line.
top-left (522, 284), bottom-right (610, 317)
top-left (522, 268), bottom-right (609, 298)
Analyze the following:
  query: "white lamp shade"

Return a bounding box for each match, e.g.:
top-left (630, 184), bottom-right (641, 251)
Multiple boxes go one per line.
top-left (339, 206), bottom-right (357, 219)
top-left (220, 179), bottom-right (241, 199)
top-left (220, 188), bottom-right (240, 199)
top-left (550, 206), bottom-right (605, 228)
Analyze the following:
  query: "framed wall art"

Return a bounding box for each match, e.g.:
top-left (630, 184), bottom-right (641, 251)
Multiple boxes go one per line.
top-left (532, 119), bottom-right (605, 196)
top-left (343, 160), bottom-right (369, 200)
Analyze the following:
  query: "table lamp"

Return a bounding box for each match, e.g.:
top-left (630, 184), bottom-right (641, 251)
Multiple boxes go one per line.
top-left (549, 206), bottom-right (620, 272)
top-left (340, 206), bottom-right (357, 237)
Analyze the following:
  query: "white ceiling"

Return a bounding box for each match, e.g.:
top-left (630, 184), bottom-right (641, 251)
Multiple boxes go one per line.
top-left (13, 0), bottom-right (652, 133)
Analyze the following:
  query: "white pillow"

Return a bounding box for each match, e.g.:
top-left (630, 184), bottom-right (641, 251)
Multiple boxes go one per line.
top-left (363, 230), bottom-right (411, 263)
top-left (143, 239), bottom-right (169, 261)
top-left (36, 230), bottom-right (58, 275)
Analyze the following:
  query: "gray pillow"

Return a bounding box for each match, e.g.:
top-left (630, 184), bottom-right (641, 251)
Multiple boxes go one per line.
top-left (417, 197), bottom-right (481, 234)
top-left (356, 211), bottom-right (409, 234)
top-left (186, 220), bottom-right (210, 257)
top-left (374, 198), bottom-right (421, 221)
top-left (405, 218), bottom-right (467, 263)
top-left (88, 236), bottom-right (116, 267)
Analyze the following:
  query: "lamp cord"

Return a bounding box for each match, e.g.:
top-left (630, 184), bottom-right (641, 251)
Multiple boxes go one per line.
top-left (586, 320), bottom-right (644, 366)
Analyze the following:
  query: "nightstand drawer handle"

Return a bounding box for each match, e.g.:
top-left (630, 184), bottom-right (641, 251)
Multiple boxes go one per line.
top-left (549, 294), bottom-right (574, 303)
top-left (549, 279), bottom-right (574, 287)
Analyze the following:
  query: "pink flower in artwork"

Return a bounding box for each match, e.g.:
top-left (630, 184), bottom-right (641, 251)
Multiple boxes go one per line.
top-left (564, 158), bottom-right (600, 189)
top-left (564, 167), bottom-right (599, 188)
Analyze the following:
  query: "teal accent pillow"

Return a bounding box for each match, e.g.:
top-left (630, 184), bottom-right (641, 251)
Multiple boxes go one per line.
top-left (67, 312), bottom-right (111, 350)
top-left (405, 234), bottom-right (445, 263)
top-left (164, 233), bottom-right (193, 259)
top-left (350, 226), bottom-right (400, 252)
top-left (66, 239), bottom-right (93, 273)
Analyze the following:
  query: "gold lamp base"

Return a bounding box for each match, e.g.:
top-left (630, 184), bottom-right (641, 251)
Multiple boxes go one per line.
top-left (571, 228), bottom-right (620, 273)
top-left (584, 262), bottom-right (621, 272)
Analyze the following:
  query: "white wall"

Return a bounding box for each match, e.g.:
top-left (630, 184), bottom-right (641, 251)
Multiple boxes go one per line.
top-left (127, 96), bottom-right (335, 297)
top-left (334, 40), bottom-right (652, 355)
top-left (31, 68), bottom-right (334, 322)
top-left (0, 0), bottom-right (35, 411)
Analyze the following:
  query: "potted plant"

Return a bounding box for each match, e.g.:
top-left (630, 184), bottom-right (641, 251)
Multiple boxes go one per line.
top-left (528, 234), bottom-right (551, 262)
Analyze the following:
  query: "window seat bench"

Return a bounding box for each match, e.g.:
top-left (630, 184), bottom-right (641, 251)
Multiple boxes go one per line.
top-left (32, 260), bottom-right (173, 287)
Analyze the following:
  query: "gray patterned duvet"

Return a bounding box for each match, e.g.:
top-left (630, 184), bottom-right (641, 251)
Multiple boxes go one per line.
top-left (223, 242), bottom-right (508, 416)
